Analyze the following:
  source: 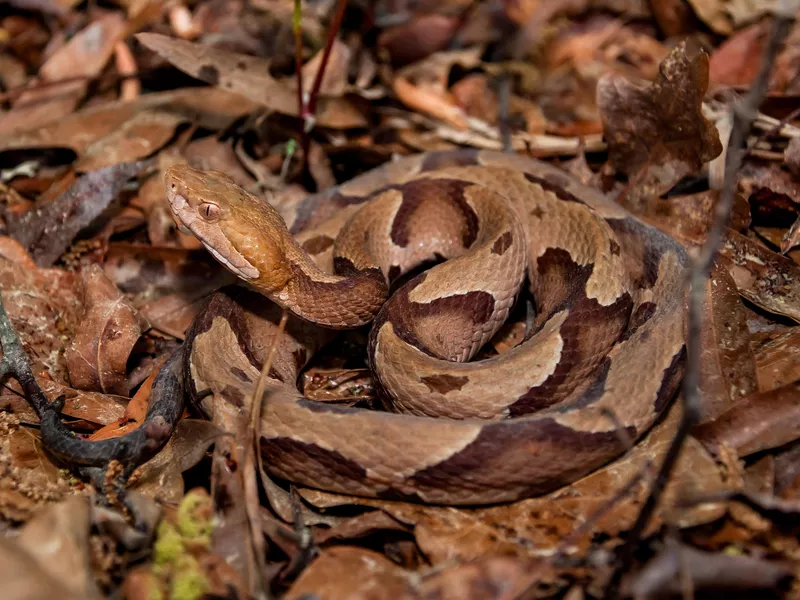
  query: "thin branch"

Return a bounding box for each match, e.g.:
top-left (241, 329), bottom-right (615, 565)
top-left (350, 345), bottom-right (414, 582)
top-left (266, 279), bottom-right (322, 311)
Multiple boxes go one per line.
top-left (604, 2), bottom-right (798, 596)
top-left (246, 309), bottom-right (289, 596)
top-left (744, 104), bottom-right (800, 157)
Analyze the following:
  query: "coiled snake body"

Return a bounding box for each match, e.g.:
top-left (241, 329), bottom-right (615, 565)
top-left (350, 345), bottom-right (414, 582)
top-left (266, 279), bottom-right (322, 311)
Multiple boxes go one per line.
top-left (166, 150), bottom-right (688, 505)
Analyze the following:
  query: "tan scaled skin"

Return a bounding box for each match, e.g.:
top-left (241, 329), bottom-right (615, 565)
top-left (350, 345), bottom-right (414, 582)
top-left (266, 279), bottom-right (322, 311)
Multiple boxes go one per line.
top-left (165, 165), bottom-right (292, 291)
top-left (168, 150), bottom-right (690, 505)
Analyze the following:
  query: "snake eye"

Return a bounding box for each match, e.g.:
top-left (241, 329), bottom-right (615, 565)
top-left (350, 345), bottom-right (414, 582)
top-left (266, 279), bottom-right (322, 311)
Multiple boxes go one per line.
top-left (199, 203), bottom-right (220, 220)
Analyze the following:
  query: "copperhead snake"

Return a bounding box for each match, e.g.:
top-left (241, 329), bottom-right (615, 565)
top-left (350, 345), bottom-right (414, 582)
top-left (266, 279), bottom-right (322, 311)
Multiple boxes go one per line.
top-left (165, 149), bottom-right (689, 505)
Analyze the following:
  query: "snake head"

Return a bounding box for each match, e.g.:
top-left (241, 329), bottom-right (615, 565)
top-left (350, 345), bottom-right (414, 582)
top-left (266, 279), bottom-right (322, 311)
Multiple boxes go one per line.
top-left (164, 164), bottom-right (293, 292)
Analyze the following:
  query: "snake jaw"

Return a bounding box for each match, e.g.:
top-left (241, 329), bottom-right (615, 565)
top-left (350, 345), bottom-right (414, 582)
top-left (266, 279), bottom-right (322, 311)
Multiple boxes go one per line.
top-left (166, 188), bottom-right (260, 281)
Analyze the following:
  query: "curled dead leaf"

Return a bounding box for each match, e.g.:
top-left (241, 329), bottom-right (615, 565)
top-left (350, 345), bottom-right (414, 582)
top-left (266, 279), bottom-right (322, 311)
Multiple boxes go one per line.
top-left (66, 264), bottom-right (149, 395)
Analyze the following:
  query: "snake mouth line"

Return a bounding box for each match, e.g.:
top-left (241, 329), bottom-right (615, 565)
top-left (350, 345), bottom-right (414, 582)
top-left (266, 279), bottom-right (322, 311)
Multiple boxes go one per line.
top-left (168, 191), bottom-right (260, 280)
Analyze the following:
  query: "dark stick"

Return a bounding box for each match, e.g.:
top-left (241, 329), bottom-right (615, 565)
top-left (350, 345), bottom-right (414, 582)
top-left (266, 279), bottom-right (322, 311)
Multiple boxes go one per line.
top-left (603, 3), bottom-right (797, 596)
top-left (497, 73), bottom-right (513, 153)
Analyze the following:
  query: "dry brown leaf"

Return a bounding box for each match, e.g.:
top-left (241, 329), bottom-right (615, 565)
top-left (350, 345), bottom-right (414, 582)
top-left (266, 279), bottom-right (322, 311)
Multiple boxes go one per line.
top-left (0, 498), bottom-right (96, 600)
top-left (87, 357), bottom-right (163, 441)
top-left (0, 88), bottom-right (260, 158)
top-left (693, 381), bottom-right (800, 458)
top-left (7, 160), bottom-right (149, 267)
top-left (687, 0), bottom-right (772, 34)
top-left (416, 557), bottom-right (546, 600)
top-left (1, 381), bottom-right (127, 428)
top-left (75, 109), bottom-right (187, 172)
top-left (33, 378), bottom-right (126, 425)
top-left (1, 12), bottom-right (128, 136)
top-left (135, 33), bottom-right (367, 129)
top-left (103, 243), bottom-right (233, 338)
top-left (0, 255), bottom-right (82, 382)
top-left (548, 16), bottom-right (670, 82)
top-left (709, 20), bottom-right (769, 88)
top-left (639, 189), bottom-right (751, 245)
top-left (754, 327), bottom-right (800, 391)
top-left (743, 162), bottom-right (800, 208)
top-left (597, 40), bottom-right (722, 208)
top-left (287, 548), bottom-right (544, 600)
top-left (300, 38), bottom-right (352, 97)
top-left (451, 73), bottom-right (500, 123)
top-left (285, 547), bottom-right (412, 600)
top-left (131, 419), bottom-right (222, 504)
top-left (6, 426), bottom-right (67, 496)
top-left (10, 496), bottom-right (98, 597)
top-left (649, 0), bottom-right (695, 35)
top-left (378, 13), bottom-right (460, 67)
top-left (697, 262), bottom-right (758, 424)
top-left (65, 264), bottom-right (149, 395)
top-left (393, 47), bottom-right (484, 130)
top-left (719, 228), bottom-right (800, 323)
top-left (313, 510), bottom-right (409, 545)
top-left (181, 136), bottom-right (256, 190)
top-left (0, 537), bottom-right (78, 600)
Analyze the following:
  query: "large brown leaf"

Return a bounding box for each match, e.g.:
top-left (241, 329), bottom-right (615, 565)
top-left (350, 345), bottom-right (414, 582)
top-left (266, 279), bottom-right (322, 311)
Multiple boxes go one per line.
top-left (694, 382), bottom-right (800, 458)
top-left (597, 39), bottom-right (722, 208)
top-left (697, 262), bottom-right (758, 424)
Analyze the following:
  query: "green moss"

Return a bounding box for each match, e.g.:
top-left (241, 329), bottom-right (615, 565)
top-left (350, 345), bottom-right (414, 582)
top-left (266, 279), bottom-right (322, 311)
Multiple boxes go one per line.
top-left (148, 582), bottom-right (165, 600)
top-left (176, 491), bottom-right (211, 546)
top-left (169, 556), bottom-right (209, 600)
top-left (153, 521), bottom-right (184, 566)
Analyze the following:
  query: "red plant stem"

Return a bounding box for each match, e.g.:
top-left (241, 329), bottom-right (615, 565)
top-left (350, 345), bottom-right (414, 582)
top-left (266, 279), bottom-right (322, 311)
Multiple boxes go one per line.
top-left (306, 0), bottom-right (348, 118)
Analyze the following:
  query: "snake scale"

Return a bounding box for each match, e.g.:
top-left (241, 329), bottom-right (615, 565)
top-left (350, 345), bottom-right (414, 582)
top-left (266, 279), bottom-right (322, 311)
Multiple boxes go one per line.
top-left (166, 149), bottom-right (689, 505)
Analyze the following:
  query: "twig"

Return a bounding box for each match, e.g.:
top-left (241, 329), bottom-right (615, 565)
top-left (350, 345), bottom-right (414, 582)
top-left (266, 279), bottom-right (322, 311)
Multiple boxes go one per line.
top-left (496, 73), bottom-right (513, 153)
top-left (744, 104), bottom-right (800, 157)
top-left (244, 309), bottom-right (289, 596)
top-left (280, 486), bottom-right (317, 580)
top-left (603, 3), bottom-right (798, 596)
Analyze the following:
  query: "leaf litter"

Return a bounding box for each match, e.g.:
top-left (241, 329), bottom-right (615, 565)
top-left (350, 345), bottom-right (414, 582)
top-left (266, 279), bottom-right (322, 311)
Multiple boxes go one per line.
top-left (2, 1), bottom-right (800, 599)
